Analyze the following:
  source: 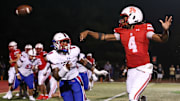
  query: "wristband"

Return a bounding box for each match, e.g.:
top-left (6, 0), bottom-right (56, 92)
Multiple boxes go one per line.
top-left (98, 33), bottom-right (102, 40)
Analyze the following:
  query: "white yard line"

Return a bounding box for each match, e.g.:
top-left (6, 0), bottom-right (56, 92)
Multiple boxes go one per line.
top-left (103, 92), bottom-right (127, 101)
top-left (103, 83), bottom-right (155, 101)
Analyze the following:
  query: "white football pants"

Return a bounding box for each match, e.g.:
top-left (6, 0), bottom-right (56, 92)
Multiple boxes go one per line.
top-left (126, 67), bottom-right (152, 101)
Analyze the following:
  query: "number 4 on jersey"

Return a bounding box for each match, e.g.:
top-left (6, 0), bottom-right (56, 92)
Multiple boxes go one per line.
top-left (128, 33), bottom-right (138, 53)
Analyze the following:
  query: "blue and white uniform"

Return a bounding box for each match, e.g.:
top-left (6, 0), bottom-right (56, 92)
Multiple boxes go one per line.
top-left (21, 51), bottom-right (29, 60)
top-left (77, 62), bottom-right (89, 90)
top-left (13, 55), bottom-right (34, 90)
top-left (46, 45), bottom-right (85, 101)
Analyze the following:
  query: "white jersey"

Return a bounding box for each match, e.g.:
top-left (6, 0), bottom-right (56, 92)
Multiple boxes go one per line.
top-left (17, 56), bottom-right (34, 77)
top-left (46, 45), bottom-right (80, 80)
top-left (77, 63), bottom-right (88, 73)
top-left (21, 51), bottom-right (29, 61)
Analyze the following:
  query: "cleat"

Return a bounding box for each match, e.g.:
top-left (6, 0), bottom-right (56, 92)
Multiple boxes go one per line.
top-left (140, 95), bottom-right (146, 101)
top-left (2, 92), bottom-right (9, 99)
top-left (43, 95), bottom-right (49, 100)
top-left (22, 96), bottom-right (26, 99)
top-left (36, 94), bottom-right (44, 100)
top-left (15, 93), bottom-right (20, 97)
top-left (29, 96), bottom-right (36, 101)
top-left (7, 92), bottom-right (13, 100)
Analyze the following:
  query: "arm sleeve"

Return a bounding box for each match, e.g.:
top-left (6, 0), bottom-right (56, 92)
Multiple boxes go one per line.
top-left (146, 23), bottom-right (155, 39)
top-left (114, 33), bottom-right (120, 40)
top-left (146, 31), bottom-right (155, 39)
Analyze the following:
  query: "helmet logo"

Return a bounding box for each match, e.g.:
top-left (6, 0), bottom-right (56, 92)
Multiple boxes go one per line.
top-left (129, 7), bottom-right (136, 13)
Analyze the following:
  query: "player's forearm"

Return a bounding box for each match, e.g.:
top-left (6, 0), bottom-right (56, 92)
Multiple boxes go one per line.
top-left (85, 30), bottom-right (116, 41)
top-left (85, 30), bottom-right (105, 40)
top-left (14, 64), bottom-right (19, 74)
top-left (10, 54), bottom-right (21, 63)
top-left (161, 30), bottom-right (169, 42)
top-left (152, 31), bottom-right (169, 43)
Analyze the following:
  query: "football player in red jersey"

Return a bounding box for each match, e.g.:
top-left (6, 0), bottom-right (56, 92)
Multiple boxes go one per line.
top-left (80, 6), bottom-right (172, 101)
top-left (35, 43), bottom-right (51, 100)
top-left (3, 41), bottom-right (21, 99)
top-left (86, 53), bottom-right (98, 90)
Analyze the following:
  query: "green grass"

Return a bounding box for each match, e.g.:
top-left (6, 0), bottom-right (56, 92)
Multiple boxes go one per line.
top-left (0, 82), bottom-right (180, 101)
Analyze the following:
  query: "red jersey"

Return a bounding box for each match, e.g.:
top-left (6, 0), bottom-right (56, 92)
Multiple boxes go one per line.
top-left (36, 51), bottom-right (48, 70)
top-left (114, 23), bottom-right (154, 67)
top-left (87, 58), bottom-right (95, 65)
top-left (39, 51), bottom-right (47, 57)
top-left (9, 49), bottom-right (21, 67)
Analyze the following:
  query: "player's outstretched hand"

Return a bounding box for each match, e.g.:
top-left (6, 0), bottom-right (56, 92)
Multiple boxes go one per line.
top-left (80, 30), bottom-right (89, 41)
top-left (100, 70), bottom-right (108, 76)
top-left (94, 68), bottom-right (108, 76)
top-left (159, 16), bottom-right (173, 31)
top-left (97, 70), bottom-right (108, 76)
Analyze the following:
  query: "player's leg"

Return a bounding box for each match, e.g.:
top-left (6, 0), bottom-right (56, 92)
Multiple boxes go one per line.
top-left (60, 80), bottom-right (74, 101)
top-left (73, 76), bottom-right (85, 101)
top-left (4, 72), bottom-right (23, 99)
top-left (79, 72), bottom-right (89, 90)
top-left (37, 68), bottom-right (51, 100)
top-left (24, 74), bottom-right (36, 101)
top-left (16, 81), bottom-right (28, 99)
top-left (3, 67), bottom-right (16, 99)
top-left (22, 81), bottom-right (28, 99)
top-left (126, 68), bottom-right (137, 94)
top-left (48, 76), bottom-right (57, 98)
top-left (33, 72), bottom-right (39, 97)
top-left (87, 70), bottom-right (93, 90)
top-left (128, 69), bottom-right (151, 101)
top-left (78, 73), bottom-right (90, 101)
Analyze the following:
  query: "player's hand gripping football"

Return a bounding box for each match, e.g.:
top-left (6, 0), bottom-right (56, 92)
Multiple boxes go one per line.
top-left (159, 16), bottom-right (173, 31)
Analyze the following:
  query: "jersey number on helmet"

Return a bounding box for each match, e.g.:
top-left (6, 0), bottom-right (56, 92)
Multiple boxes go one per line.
top-left (128, 33), bottom-right (137, 53)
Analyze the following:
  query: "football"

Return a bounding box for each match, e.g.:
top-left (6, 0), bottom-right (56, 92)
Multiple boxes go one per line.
top-left (15, 5), bottom-right (32, 15)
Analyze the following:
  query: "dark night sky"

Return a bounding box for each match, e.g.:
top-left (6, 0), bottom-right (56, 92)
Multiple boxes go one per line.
top-left (1, 0), bottom-right (180, 74)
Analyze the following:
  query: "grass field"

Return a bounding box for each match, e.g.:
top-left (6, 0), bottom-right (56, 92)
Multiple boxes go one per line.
top-left (0, 82), bottom-right (180, 101)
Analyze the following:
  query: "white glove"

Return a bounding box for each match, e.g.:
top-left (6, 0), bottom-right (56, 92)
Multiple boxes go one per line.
top-left (93, 68), bottom-right (108, 76)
